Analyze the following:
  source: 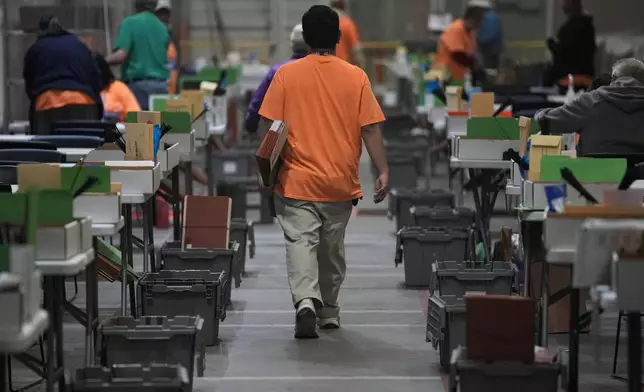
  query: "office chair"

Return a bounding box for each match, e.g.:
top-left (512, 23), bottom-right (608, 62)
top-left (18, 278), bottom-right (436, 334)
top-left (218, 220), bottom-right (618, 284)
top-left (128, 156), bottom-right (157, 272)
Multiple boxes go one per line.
top-left (52, 128), bottom-right (104, 139)
top-left (0, 149), bottom-right (65, 163)
top-left (0, 140), bottom-right (57, 151)
top-left (33, 136), bottom-right (103, 149)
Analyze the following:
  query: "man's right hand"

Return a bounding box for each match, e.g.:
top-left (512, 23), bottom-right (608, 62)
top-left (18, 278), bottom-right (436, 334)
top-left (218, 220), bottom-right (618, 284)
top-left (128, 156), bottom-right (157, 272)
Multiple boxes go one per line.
top-left (373, 172), bottom-right (389, 204)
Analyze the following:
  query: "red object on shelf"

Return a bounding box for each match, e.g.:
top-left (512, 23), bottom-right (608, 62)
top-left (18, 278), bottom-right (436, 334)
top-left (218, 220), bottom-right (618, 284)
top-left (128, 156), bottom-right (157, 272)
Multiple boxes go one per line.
top-left (155, 195), bottom-right (171, 229)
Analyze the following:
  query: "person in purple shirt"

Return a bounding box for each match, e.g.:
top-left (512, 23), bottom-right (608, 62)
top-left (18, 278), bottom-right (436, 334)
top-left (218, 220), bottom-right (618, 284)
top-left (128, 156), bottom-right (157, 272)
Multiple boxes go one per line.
top-left (245, 24), bottom-right (308, 133)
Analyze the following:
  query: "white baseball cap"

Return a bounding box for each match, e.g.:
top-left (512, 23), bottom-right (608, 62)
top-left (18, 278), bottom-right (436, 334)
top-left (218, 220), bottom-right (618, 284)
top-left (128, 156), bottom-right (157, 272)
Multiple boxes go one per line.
top-left (155, 0), bottom-right (171, 11)
top-left (290, 24), bottom-right (304, 43)
top-left (468, 0), bottom-right (492, 7)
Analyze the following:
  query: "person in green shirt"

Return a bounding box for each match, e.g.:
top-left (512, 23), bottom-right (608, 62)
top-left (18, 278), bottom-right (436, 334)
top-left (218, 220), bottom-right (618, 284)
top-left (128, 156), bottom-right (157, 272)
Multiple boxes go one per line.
top-left (106, 0), bottom-right (169, 110)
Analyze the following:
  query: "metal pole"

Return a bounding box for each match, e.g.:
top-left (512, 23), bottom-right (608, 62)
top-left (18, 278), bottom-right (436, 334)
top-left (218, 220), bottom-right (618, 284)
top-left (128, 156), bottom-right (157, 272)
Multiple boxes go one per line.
top-left (102, 0), bottom-right (112, 53)
top-left (1, 0), bottom-right (10, 131)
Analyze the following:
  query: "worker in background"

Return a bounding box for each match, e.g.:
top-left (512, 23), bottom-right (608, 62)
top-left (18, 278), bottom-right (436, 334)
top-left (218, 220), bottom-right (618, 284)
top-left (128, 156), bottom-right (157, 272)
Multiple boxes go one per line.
top-left (476, 0), bottom-right (503, 70)
top-left (23, 16), bottom-right (103, 135)
top-left (535, 58), bottom-right (644, 156)
top-left (245, 24), bottom-right (308, 134)
top-left (545, 0), bottom-right (596, 86)
top-left (330, 0), bottom-right (365, 68)
top-left (106, 0), bottom-right (169, 110)
top-left (259, 5), bottom-right (388, 339)
top-left (94, 53), bottom-right (141, 122)
top-left (155, 0), bottom-right (179, 94)
top-left (434, 4), bottom-right (487, 83)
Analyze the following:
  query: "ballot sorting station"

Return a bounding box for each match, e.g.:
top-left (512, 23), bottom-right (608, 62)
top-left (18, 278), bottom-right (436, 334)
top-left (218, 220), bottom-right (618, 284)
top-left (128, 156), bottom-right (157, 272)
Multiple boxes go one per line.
top-left (0, 76), bottom-right (261, 391)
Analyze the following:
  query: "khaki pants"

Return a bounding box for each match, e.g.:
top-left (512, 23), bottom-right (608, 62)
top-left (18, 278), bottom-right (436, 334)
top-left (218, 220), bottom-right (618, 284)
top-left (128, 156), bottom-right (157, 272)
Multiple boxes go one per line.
top-left (275, 194), bottom-right (353, 319)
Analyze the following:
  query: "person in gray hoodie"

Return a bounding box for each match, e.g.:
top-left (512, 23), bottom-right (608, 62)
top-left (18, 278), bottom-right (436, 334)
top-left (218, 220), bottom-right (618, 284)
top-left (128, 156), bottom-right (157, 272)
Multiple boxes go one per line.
top-left (535, 58), bottom-right (644, 156)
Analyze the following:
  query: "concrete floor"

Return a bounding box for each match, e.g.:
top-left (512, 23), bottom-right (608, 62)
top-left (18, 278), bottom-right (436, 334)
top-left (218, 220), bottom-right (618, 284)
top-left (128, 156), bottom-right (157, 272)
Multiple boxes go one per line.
top-left (8, 160), bottom-right (635, 391)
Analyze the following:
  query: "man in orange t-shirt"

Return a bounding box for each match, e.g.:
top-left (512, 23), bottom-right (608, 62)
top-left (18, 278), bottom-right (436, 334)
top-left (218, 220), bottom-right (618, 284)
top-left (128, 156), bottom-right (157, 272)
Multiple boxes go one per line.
top-left (434, 5), bottom-right (486, 81)
top-left (259, 5), bottom-right (388, 339)
top-left (330, 0), bottom-right (364, 67)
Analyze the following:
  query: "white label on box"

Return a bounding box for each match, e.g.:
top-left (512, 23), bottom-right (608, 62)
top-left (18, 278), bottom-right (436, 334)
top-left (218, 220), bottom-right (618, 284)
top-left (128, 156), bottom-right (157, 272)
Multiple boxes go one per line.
top-left (223, 161), bottom-right (237, 174)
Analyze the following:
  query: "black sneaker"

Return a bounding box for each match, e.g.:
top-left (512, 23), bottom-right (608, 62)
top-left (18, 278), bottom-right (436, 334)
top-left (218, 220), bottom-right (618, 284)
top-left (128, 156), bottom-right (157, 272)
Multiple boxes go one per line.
top-left (294, 299), bottom-right (318, 339)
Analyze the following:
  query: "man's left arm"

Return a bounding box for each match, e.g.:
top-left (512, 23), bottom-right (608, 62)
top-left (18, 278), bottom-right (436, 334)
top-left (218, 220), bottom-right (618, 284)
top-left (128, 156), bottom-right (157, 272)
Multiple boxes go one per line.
top-left (535, 93), bottom-right (594, 135)
top-left (106, 19), bottom-right (132, 65)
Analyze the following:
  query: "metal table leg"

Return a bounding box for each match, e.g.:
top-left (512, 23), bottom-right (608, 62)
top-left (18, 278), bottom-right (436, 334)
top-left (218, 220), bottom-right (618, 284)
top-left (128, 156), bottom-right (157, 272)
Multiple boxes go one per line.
top-left (84, 259), bottom-right (98, 366)
top-left (568, 287), bottom-right (580, 392)
top-left (468, 169), bottom-right (491, 262)
top-left (627, 312), bottom-right (642, 392)
top-left (145, 197), bottom-right (156, 272)
top-left (44, 276), bottom-right (66, 392)
top-left (172, 166), bottom-right (181, 242)
top-left (539, 260), bottom-right (550, 348)
top-left (0, 354), bottom-right (7, 392)
top-left (142, 199), bottom-right (151, 275)
top-left (121, 205), bottom-right (132, 317)
top-left (184, 160), bottom-right (194, 196)
top-left (206, 137), bottom-right (214, 196)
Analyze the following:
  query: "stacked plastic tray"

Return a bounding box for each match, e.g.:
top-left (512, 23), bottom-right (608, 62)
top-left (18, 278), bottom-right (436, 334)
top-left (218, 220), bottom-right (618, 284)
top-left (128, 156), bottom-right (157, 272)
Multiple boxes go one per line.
top-left (160, 241), bottom-right (239, 304)
top-left (451, 347), bottom-right (561, 392)
top-left (138, 270), bottom-right (227, 347)
top-left (230, 218), bottom-right (255, 280)
top-left (390, 189), bottom-right (455, 232)
top-left (425, 261), bottom-right (515, 370)
top-left (72, 364), bottom-right (190, 391)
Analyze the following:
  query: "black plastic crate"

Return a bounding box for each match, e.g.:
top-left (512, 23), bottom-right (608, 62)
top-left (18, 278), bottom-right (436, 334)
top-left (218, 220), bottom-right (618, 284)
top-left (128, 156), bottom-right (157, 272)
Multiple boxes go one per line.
top-left (411, 206), bottom-right (474, 230)
top-left (391, 189), bottom-right (455, 232)
top-left (99, 316), bottom-right (204, 386)
top-left (160, 241), bottom-right (239, 305)
top-left (138, 271), bottom-right (226, 346)
top-left (230, 218), bottom-right (255, 280)
top-left (72, 364), bottom-right (190, 391)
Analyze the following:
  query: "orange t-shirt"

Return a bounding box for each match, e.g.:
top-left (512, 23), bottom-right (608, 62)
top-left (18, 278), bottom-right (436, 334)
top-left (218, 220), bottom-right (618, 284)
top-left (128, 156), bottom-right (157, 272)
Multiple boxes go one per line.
top-left (167, 42), bottom-right (179, 94)
top-left (434, 19), bottom-right (476, 81)
top-left (336, 15), bottom-right (360, 64)
top-left (101, 81), bottom-right (141, 122)
top-left (259, 55), bottom-right (385, 202)
top-left (35, 91), bottom-right (94, 111)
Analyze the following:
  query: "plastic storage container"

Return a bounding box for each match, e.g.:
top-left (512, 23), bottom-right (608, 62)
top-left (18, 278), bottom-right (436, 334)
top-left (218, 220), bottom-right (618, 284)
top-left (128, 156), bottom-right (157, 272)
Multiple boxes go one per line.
top-left (387, 154), bottom-right (420, 190)
top-left (212, 150), bottom-right (253, 180)
top-left (160, 241), bottom-right (239, 305)
top-left (99, 316), bottom-right (204, 385)
top-left (230, 219), bottom-right (255, 280)
top-left (426, 295), bottom-right (466, 369)
top-left (215, 178), bottom-right (254, 219)
top-left (72, 364), bottom-right (190, 391)
top-left (138, 271), bottom-right (226, 346)
top-left (391, 189), bottom-right (455, 232)
top-left (386, 138), bottom-right (430, 176)
top-left (452, 348), bottom-right (561, 392)
top-left (411, 206), bottom-right (474, 229)
top-left (432, 261), bottom-right (515, 297)
top-left (395, 228), bottom-right (469, 287)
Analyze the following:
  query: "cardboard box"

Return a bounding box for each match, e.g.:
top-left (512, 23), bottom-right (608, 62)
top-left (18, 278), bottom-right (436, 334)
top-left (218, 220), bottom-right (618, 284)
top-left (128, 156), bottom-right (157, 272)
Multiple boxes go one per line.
top-left (466, 295), bottom-right (536, 363)
top-left (17, 164), bottom-right (61, 191)
top-left (165, 98), bottom-right (194, 115)
top-left (129, 111), bottom-right (161, 124)
top-left (528, 135), bottom-right (562, 181)
top-left (445, 86), bottom-right (464, 112)
top-left (124, 122), bottom-right (155, 161)
top-left (182, 196), bottom-right (232, 250)
top-left (256, 120), bottom-right (288, 187)
top-left (36, 220), bottom-right (82, 260)
top-left (469, 92), bottom-right (494, 118)
top-left (180, 90), bottom-right (206, 120)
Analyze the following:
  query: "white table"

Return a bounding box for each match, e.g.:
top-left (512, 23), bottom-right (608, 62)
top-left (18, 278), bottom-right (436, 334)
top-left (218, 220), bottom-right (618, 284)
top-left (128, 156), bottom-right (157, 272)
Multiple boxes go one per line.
top-left (59, 148), bottom-right (93, 162)
top-left (36, 248), bottom-right (95, 276)
top-left (0, 310), bottom-right (49, 353)
top-left (450, 156), bottom-right (513, 170)
top-left (92, 217), bottom-right (125, 236)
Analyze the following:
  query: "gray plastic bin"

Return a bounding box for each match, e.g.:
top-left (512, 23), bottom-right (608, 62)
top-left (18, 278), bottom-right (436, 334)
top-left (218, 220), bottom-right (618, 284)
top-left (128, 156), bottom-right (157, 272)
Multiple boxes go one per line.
top-left (99, 316), bottom-right (204, 386)
top-left (411, 206), bottom-right (474, 229)
top-left (212, 150), bottom-right (253, 180)
top-left (431, 261), bottom-right (515, 297)
top-left (160, 241), bottom-right (239, 305)
top-left (391, 189), bottom-right (455, 232)
top-left (138, 271), bottom-right (226, 346)
top-left (395, 227), bottom-right (469, 287)
top-left (453, 348), bottom-right (561, 392)
top-left (386, 138), bottom-right (430, 176)
top-left (426, 295), bottom-right (466, 369)
top-left (216, 177), bottom-right (255, 219)
top-left (387, 154), bottom-right (419, 190)
top-left (72, 364), bottom-right (190, 391)
top-left (230, 218), bottom-right (255, 279)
